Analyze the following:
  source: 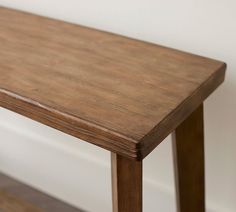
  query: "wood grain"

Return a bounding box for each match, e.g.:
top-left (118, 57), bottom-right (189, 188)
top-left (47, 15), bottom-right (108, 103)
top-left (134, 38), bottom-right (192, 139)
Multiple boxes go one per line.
top-left (172, 104), bottom-right (205, 212)
top-left (0, 6), bottom-right (226, 160)
top-left (0, 172), bottom-right (84, 212)
top-left (0, 190), bottom-right (43, 212)
top-left (111, 153), bottom-right (142, 212)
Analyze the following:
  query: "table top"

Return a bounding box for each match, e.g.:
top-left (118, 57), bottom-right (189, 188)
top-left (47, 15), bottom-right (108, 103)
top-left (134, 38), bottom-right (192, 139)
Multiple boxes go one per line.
top-left (0, 7), bottom-right (226, 160)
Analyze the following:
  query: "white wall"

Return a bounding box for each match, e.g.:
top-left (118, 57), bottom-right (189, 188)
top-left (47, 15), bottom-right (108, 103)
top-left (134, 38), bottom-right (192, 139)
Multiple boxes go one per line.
top-left (0, 1), bottom-right (235, 212)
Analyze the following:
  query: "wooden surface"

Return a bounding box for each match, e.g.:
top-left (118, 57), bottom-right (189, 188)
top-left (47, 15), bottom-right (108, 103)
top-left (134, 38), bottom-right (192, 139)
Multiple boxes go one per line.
top-left (0, 190), bottom-right (43, 212)
top-left (0, 6), bottom-right (226, 160)
top-left (172, 104), bottom-right (205, 212)
top-left (0, 172), bottom-right (84, 212)
top-left (111, 153), bottom-right (142, 212)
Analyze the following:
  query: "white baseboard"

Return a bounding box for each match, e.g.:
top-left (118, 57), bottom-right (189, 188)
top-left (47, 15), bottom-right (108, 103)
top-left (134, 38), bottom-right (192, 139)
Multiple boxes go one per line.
top-left (0, 120), bottom-right (175, 212)
top-left (0, 109), bottom-right (230, 212)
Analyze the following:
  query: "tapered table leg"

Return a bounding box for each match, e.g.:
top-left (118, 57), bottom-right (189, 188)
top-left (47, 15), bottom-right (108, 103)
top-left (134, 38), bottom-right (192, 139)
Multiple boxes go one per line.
top-left (172, 104), bottom-right (205, 212)
top-left (111, 153), bottom-right (142, 212)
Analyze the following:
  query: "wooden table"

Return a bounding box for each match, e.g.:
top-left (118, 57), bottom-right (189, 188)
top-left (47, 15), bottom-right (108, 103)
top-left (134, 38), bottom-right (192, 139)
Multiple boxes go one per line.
top-left (0, 6), bottom-right (226, 212)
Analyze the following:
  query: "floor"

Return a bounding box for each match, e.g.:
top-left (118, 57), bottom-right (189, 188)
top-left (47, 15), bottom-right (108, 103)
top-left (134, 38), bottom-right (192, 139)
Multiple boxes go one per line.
top-left (0, 172), bottom-right (85, 212)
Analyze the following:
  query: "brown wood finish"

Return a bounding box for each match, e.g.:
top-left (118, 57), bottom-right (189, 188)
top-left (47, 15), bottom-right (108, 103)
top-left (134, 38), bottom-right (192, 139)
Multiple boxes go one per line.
top-left (172, 104), bottom-right (205, 212)
top-left (111, 153), bottom-right (142, 212)
top-left (0, 7), bottom-right (226, 160)
top-left (0, 172), bottom-right (84, 212)
top-left (0, 190), bottom-right (43, 212)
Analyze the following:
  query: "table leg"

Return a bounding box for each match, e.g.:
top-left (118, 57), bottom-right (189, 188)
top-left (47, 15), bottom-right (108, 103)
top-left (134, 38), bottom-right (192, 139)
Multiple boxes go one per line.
top-left (111, 153), bottom-right (142, 212)
top-left (172, 104), bottom-right (205, 212)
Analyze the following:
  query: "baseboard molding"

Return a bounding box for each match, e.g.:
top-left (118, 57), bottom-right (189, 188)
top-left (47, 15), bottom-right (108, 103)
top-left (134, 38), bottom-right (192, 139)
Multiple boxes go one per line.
top-left (0, 115), bottom-right (230, 212)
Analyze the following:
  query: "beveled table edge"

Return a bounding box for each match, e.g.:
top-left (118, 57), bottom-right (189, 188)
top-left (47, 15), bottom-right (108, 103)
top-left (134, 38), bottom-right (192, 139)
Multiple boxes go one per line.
top-left (139, 62), bottom-right (226, 159)
top-left (0, 88), bottom-right (140, 159)
top-left (0, 63), bottom-right (226, 161)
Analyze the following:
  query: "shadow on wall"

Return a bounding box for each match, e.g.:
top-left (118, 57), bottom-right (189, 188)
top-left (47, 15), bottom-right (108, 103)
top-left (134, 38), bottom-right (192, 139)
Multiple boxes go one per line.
top-left (205, 68), bottom-right (236, 211)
